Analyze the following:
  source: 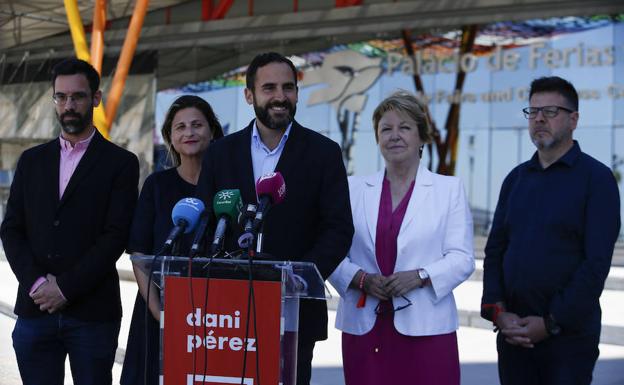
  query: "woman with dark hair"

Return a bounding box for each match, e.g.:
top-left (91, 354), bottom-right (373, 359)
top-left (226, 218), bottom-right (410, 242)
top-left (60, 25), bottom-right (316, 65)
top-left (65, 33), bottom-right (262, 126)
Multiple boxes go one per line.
top-left (120, 95), bottom-right (223, 385)
top-left (329, 90), bottom-right (474, 385)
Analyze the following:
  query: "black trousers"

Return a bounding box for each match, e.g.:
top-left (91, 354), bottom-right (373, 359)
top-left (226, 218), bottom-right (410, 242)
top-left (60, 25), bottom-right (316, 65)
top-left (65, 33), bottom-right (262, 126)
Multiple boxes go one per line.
top-left (497, 332), bottom-right (599, 385)
top-left (296, 339), bottom-right (316, 385)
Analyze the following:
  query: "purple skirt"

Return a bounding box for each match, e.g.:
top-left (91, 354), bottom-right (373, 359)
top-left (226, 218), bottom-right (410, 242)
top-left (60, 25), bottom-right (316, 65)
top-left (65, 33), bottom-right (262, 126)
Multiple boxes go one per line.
top-left (342, 312), bottom-right (460, 385)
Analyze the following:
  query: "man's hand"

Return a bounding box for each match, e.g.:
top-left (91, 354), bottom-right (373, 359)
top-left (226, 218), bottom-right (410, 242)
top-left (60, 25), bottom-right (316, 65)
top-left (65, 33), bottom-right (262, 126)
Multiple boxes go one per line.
top-left (501, 315), bottom-right (549, 348)
top-left (30, 274), bottom-right (67, 313)
top-left (384, 270), bottom-right (421, 297)
top-left (497, 311), bottom-right (528, 346)
top-left (362, 273), bottom-right (390, 301)
top-left (497, 311), bottom-right (522, 330)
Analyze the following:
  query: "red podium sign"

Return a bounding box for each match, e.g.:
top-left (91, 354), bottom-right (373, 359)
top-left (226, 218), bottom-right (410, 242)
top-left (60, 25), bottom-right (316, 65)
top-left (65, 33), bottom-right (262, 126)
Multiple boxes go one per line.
top-left (163, 276), bottom-right (282, 385)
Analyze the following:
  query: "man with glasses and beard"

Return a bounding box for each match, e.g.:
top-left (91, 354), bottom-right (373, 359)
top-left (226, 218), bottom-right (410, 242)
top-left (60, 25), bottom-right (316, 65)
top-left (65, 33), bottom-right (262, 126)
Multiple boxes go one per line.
top-left (0, 58), bottom-right (139, 385)
top-left (197, 52), bottom-right (354, 385)
top-left (481, 76), bottom-right (620, 385)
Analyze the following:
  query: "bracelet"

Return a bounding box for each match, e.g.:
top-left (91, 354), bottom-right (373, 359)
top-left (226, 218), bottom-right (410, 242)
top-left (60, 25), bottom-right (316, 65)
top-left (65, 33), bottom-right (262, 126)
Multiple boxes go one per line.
top-left (358, 272), bottom-right (368, 290)
top-left (481, 303), bottom-right (504, 325)
top-left (356, 272), bottom-right (368, 308)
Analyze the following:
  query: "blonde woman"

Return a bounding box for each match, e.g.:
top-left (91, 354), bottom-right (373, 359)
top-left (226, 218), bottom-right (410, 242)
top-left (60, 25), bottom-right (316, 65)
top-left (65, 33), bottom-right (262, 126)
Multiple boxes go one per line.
top-left (330, 91), bottom-right (474, 385)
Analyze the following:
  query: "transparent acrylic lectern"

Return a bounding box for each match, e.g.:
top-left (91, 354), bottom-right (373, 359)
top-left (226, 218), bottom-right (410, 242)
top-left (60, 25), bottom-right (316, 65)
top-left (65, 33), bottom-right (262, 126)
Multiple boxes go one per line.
top-left (131, 254), bottom-right (327, 385)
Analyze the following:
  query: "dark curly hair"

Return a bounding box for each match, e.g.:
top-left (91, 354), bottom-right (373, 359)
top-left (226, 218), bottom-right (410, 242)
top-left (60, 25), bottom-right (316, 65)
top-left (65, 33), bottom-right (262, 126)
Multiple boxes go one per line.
top-left (529, 76), bottom-right (578, 111)
top-left (245, 52), bottom-right (298, 90)
top-left (51, 58), bottom-right (100, 95)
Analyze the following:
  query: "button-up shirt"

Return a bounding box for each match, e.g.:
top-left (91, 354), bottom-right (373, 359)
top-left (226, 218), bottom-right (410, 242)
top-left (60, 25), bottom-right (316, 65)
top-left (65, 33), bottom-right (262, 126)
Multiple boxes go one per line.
top-left (250, 120), bottom-right (291, 184)
top-left (29, 129), bottom-right (95, 297)
top-left (482, 141), bottom-right (620, 334)
top-left (59, 129), bottom-right (95, 198)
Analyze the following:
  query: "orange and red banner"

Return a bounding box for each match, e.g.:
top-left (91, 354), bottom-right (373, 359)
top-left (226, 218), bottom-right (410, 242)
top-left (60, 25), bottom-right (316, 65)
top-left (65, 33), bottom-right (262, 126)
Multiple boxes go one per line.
top-left (163, 276), bottom-right (282, 385)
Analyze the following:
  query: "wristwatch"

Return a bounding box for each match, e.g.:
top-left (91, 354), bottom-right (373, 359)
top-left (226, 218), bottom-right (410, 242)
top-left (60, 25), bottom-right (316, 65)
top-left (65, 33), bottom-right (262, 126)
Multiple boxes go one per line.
top-left (545, 314), bottom-right (562, 336)
top-left (417, 269), bottom-right (430, 288)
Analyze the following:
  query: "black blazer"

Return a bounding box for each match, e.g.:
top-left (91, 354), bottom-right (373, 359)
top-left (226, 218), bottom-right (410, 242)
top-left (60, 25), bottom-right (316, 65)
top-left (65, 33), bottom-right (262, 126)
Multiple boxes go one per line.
top-left (197, 120), bottom-right (354, 342)
top-left (0, 130), bottom-right (139, 321)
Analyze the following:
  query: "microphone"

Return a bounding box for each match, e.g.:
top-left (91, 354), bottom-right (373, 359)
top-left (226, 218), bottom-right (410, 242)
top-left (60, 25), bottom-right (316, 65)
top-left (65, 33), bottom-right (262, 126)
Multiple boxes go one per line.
top-left (237, 203), bottom-right (258, 248)
top-left (210, 189), bottom-right (243, 254)
top-left (163, 197), bottom-right (205, 252)
top-left (253, 172), bottom-right (286, 232)
top-left (189, 210), bottom-right (210, 257)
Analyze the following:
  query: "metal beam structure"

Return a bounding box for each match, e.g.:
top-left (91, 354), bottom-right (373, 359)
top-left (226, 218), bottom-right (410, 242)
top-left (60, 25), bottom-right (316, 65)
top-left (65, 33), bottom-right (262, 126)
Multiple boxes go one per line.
top-left (0, 1), bottom-right (183, 49)
top-left (63, 0), bottom-right (110, 138)
top-left (90, 0), bottom-right (107, 74)
top-left (105, 0), bottom-right (149, 132)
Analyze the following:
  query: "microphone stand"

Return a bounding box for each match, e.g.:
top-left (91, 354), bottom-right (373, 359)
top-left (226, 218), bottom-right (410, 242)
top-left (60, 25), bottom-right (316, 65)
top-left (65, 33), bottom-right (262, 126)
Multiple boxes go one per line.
top-left (143, 236), bottom-right (179, 385)
top-left (255, 228), bottom-right (263, 254)
top-left (240, 222), bottom-right (262, 385)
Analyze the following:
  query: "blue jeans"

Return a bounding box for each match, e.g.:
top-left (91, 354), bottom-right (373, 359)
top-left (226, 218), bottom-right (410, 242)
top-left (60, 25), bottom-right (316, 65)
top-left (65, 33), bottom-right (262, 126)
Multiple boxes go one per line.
top-left (12, 313), bottom-right (120, 385)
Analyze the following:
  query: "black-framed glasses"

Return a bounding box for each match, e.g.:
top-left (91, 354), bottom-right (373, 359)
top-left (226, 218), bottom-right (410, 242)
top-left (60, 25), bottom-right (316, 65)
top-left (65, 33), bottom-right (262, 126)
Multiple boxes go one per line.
top-left (53, 92), bottom-right (90, 106)
top-left (522, 105), bottom-right (574, 119)
top-left (374, 295), bottom-right (412, 314)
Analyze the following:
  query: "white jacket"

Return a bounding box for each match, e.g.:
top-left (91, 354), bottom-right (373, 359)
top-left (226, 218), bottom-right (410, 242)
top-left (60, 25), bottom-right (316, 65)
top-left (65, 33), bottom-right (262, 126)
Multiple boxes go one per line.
top-left (329, 166), bottom-right (475, 336)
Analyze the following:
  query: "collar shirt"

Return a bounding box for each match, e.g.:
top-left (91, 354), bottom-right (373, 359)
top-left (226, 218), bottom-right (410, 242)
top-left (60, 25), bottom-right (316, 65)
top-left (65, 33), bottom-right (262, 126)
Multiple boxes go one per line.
top-left (59, 129), bottom-right (95, 198)
top-left (250, 120), bottom-right (292, 184)
top-left (482, 140), bottom-right (620, 334)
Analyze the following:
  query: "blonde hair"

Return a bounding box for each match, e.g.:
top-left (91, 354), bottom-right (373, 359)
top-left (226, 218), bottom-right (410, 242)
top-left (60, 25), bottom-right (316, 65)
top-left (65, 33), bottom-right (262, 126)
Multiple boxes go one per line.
top-left (372, 90), bottom-right (432, 143)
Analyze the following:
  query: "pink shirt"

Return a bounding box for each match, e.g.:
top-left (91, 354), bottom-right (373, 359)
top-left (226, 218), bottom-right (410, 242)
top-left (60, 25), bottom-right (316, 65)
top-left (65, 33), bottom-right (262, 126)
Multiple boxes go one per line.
top-left (59, 129), bottom-right (95, 198)
top-left (28, 129), bottom-right (95, 298)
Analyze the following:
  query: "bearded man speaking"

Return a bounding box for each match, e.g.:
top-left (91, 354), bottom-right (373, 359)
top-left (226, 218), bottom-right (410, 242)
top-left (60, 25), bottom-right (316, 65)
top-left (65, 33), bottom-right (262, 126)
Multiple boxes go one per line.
top-left (196, 52), bottom-right (354, 385)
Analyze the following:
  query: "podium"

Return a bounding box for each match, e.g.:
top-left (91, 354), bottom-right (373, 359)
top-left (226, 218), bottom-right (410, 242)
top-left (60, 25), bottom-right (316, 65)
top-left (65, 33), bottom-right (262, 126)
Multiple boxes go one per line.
top-left (131, 255), bottom-right (327, 385)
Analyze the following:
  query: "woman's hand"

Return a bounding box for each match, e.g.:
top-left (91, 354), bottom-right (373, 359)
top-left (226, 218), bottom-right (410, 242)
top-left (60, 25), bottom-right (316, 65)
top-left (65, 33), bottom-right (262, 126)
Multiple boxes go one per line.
top-left (132, 254), bottom-right (161, 321)
top-left (384, 270), bottom-right (421, 297)
top-left (362, 273), bottom-right (391, 301)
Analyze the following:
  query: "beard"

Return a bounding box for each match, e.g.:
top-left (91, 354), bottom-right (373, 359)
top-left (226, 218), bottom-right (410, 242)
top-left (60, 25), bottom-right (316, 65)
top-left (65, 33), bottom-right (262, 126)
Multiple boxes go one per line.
top-left (57, 108), bottom-right (92, 135)
top-left (530, 126), bottom-right (566, 151)
top-left (254, 99), bottom-right (296, 131)
top-left (531, 135), bottom-right (556, 150)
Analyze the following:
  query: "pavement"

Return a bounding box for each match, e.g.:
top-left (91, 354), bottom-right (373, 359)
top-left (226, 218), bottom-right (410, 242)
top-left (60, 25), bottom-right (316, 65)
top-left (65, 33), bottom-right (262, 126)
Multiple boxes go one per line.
top-left (1, 238), bottom-right (624, 385)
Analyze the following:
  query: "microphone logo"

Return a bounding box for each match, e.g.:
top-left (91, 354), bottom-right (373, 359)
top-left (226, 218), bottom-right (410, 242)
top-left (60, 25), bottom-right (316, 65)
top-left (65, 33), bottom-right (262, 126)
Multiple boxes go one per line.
top-left (178, 197), bottom-right (204, 213)
top-left (217, 190), bottom-right (236, 200)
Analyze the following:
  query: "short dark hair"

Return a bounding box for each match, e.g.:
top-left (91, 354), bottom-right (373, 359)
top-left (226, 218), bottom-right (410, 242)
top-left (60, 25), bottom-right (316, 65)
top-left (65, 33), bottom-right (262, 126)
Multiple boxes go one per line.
top-left (529, 76), bottom-right (578, 111)
top-left (161, 95), bottom-right (224, 167)
top-left (51, 58), bottom-right (100, 95)
top-left (245, 52), bottom-right (298, 90)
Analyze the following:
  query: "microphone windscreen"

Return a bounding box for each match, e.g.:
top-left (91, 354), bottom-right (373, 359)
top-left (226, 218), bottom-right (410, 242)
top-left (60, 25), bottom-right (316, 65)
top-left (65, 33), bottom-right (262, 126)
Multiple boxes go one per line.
top-left (256, 172), bottom-right (286, 205)
top-left (213, 189), bottom-right (243, 220)
top-left (171, 197), bottom-right (205, 234)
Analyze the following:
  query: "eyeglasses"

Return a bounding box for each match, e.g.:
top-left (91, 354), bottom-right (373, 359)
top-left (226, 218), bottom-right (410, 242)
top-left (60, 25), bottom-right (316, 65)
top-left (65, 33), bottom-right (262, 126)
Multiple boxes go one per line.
top-left (53, 92), bottom-right (90, 106)
top-left (522, 106), bottom-right (574, 119)
top-left (374, 295), bottom-right (412, 314)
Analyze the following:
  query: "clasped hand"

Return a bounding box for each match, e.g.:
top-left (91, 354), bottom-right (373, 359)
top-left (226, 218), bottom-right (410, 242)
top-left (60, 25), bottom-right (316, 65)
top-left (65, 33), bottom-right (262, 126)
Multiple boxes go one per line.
top-left (361, 270), bottom-right (421, 301)
top-left (497, 312), bottom-right (549, 348)
top-left (30, 274), bottom-right (67, 314)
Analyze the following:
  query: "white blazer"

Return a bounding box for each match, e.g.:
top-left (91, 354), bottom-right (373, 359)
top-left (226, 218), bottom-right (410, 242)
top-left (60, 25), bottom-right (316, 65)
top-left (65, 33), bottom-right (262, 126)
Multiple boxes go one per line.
top-left (329, 165), bottom-right (475, 336)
